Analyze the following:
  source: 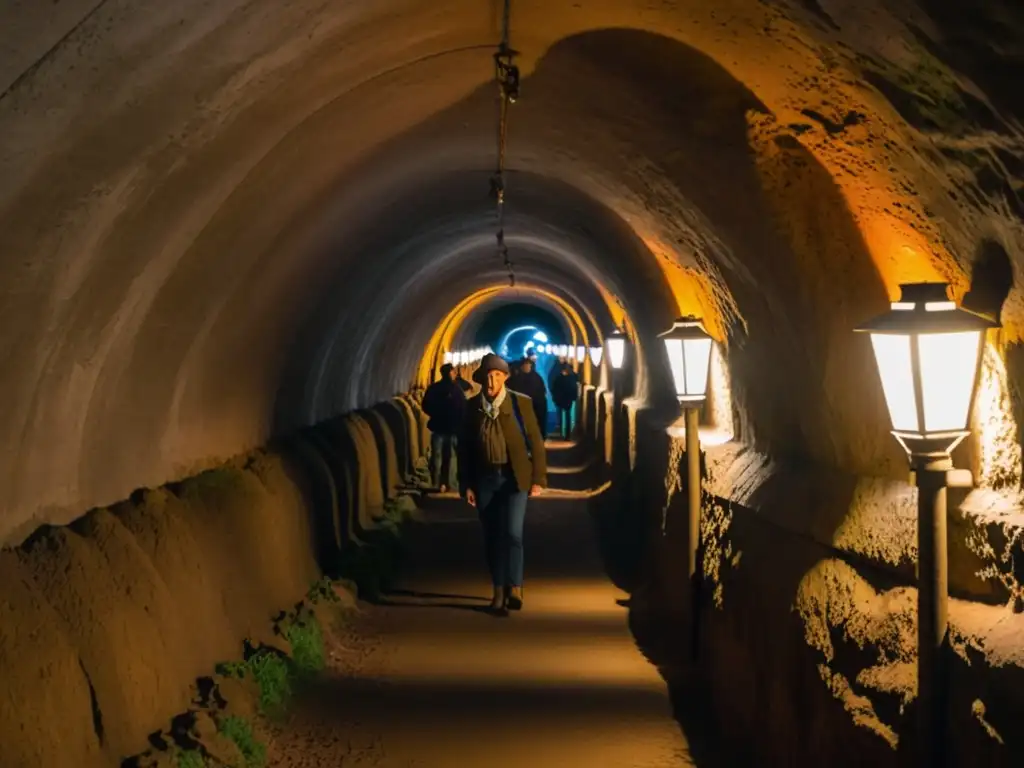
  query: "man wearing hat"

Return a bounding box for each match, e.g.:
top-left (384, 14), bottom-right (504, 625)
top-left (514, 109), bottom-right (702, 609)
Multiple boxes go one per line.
top-left (458, 353), bottom-right (548, 614)
top-left (421, 363), bottom-right (466, 492)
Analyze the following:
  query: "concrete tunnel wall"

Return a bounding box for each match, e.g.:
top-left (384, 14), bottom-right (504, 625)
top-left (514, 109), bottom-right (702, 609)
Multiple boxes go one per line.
top-left (7, 0), bottom-right (1024, 546)
top-left (0, 396), bottom-right (426, 766)
top-left (3, 0), bottom-right (1024, 765)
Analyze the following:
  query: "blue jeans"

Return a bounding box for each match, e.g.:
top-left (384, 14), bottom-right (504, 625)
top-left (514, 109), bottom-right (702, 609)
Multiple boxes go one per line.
top-left (558, 405), bottom-right (573, 437)
top-left (476, 470), bottom-right (529, 587)
top-left (430, 433), bottom-right (458, 489)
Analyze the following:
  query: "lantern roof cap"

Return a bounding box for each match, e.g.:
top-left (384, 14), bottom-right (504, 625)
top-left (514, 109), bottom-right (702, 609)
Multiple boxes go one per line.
top-left (607, 327), bottom-right (626, 338)
top-left (658, 315), bottom-right (713, 340)
top-left (855, 282), bottom-right (999, 334)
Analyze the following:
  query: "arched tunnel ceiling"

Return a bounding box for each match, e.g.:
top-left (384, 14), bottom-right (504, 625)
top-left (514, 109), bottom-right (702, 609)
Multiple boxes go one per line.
top-left (1, 0), bottom-right (1023, 543)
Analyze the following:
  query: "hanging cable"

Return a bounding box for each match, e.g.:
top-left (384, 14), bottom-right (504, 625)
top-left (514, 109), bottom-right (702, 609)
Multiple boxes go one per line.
top-left (491, 0), bottom-right (519, 289)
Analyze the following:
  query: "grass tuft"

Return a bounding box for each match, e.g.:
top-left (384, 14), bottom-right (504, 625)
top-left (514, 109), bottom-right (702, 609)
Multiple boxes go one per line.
top-left (285, 618), bottom-right (326, 678)
top-left (217, 715), bottom-right (267, 768)
top-left (176, 749), bottom-right (206, 768)
top-left (306, 576), bottom-right (340, 606)
top-left (246, 651), bottom-right (292, 716)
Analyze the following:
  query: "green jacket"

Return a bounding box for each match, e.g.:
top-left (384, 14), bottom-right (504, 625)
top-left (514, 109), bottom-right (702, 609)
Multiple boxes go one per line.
top-left (458, 389), bottom-right (548, 494)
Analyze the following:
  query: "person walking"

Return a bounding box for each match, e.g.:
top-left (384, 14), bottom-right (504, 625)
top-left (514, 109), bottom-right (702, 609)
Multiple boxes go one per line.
top-left (421, 364), bottom-right (466, 493)
top-left (508, 356), bottom-right (550, 439)
top-left (458, 353), bottom-right (547, 615)
top-left (550, 363), bottom-right (580, 440)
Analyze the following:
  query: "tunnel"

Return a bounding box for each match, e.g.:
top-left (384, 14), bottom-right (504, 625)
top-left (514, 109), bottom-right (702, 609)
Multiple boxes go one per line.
top-left (2, 1), bottom-right (1024, 766)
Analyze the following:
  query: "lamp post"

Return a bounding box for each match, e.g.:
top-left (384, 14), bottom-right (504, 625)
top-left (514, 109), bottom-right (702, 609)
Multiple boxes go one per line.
top-left (855, 282), bottom-right (997, 767)
top-left (659, 315), bottom-right (714, 657)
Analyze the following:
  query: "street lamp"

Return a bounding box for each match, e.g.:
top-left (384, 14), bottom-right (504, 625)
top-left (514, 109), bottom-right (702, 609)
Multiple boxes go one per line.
top-left (659, 316), bottom-right (714, 405)
top-left (606, 328), bottom-right (627, 370)
top-left (659, 315), bottom-right (715, 659)
top-left (855, 281), bottom-right (997, 768)
top-left (575, 346), bottom-right (586, 364)
top-left (589, 346), bottom-right (604, 367)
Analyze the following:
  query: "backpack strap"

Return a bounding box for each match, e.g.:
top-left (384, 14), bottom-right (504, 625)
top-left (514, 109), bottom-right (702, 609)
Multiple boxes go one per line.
top-left (509, 392), bottom-right (533, 459)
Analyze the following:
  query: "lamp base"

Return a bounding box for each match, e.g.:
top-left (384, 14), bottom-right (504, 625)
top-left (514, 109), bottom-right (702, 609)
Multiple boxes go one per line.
top-left (893, 430), bottom-right (969, 462)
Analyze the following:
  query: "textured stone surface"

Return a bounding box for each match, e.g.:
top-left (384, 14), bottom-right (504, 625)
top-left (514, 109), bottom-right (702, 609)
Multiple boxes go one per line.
top-left (3, 0), bottom-right (1024, 544)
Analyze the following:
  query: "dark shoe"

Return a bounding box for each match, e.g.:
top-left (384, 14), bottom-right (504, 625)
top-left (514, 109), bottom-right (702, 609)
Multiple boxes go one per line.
top-left (507, 586), bottom-right (523, 611)
top-left (489, 585), bottom-right (506, 610)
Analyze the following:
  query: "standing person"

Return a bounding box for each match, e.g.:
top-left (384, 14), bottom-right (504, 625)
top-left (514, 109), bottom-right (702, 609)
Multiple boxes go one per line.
top-left (551, 364), bottom-right (580, 440)
top-left (421, 364), bottom-right (466, 493)
top-left (549, 356), bottom-right (567, 391)
top-left (508, 356), bottom-right (549, 440)
top-left (458, 354), bottom-right (547, 615)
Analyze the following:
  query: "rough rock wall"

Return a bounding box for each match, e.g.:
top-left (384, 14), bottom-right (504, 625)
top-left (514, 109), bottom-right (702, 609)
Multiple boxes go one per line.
top-left (0, 397), bottom-right (422, 767)
top-left (3, 0), bottom-right (1023, 548)
top-left (586, 391), bottom-right (1024, 767)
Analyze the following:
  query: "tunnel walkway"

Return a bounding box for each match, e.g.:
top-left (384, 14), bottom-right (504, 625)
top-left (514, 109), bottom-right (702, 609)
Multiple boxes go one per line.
top-left (265, 441), bottom-right (698, 767)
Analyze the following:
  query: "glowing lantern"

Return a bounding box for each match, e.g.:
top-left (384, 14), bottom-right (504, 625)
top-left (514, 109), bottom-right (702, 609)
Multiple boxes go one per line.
top-left (659, 316), bottom-right (714, 404)
top-left (606, 328), bottom-right (627, 370)
top-left (443, 351), bottom-right (453, 365)
top-left (855, 282), bottom-right (997, 458)
top-left (589, 346), bottom-right (604, 367)
top-left (575, 346), bottom-right (586, 363)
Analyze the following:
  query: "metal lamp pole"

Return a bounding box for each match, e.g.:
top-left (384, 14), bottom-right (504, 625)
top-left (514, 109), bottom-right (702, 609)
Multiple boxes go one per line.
top-left (856, 282), bottom-right (997, 767)
top-left (659, 315), bottom-right (714, 659)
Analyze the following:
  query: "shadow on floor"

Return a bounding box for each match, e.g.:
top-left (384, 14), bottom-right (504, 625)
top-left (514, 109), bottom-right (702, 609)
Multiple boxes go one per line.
top-left (385, 589), bottom-right (488, 602)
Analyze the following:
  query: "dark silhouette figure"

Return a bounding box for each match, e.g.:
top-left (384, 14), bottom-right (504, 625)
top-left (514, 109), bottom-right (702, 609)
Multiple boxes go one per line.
top-left (509, 357), bottom-right (550, 439)
top-left (422, 364), bottom-right (467, 492)
top-left (550, 364), bottom-right (580, 440)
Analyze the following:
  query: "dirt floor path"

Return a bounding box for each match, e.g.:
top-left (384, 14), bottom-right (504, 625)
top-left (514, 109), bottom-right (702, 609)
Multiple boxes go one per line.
top-left (266, 441), bottom-right (697, 767)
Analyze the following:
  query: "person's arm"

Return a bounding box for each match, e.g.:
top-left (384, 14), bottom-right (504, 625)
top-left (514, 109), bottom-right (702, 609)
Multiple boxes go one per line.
top-left (456, 402), bottom-right (475, 498)
top-left (421, 385), bottom-right (437, 418)
top-left (521, 397), bottom-right (548, 489)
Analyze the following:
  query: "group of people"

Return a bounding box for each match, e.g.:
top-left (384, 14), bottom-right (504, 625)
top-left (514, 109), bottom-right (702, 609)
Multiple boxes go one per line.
top-left (419, 351), bottom-right (581, 615)
top-left (507, 354), bottom-right (581, 441)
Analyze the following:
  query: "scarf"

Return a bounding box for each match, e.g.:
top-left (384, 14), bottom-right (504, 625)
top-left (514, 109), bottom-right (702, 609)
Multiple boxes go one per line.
top-left (481, 387), bottom-right (506, 419)
top-left (479, 388), bottom-right (509, 466)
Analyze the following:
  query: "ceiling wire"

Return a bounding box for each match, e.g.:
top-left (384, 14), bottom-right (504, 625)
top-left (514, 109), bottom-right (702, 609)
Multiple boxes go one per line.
top-left (491, 0), bottom-right (519, 289)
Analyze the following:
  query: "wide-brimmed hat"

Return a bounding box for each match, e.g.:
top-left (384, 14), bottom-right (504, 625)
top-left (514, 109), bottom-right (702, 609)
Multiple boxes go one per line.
top-left (472, 353), bottom-right (510, 383)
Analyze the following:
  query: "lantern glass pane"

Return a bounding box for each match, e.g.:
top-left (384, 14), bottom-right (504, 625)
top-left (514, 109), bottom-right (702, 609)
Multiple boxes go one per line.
top-left (608, 338), bottom-right (626, 369)
top-left (576, 346), bottom-right (586, 363)
top-left (918, 330), bottom-right (982, 432)
top-left (664, 338), bottom-right (686, 397)
top-left (684, 337), bottom-right (713, 397)
top-left (869, 333), bottom-right (918, 432)
top-left (590, 346), bottom-right (604, 366)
